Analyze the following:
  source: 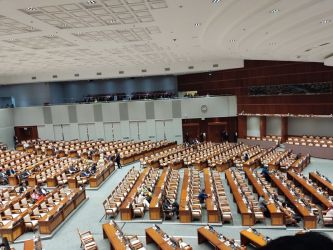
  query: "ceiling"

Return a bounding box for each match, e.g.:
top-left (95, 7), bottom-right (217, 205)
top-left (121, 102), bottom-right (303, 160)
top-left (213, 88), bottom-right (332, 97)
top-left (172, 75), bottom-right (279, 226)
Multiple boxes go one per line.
top-left (0, 0), bottom-right (332, 84)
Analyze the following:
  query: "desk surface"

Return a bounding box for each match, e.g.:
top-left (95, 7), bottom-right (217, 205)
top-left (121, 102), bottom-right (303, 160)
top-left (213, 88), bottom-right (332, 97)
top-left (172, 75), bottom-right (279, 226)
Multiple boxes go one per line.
top-left (240, 229), bottom-right (267, 247)
top-left (269, 174), bottom-right (314, 217)
top-left (197, 227), bottom-right (233, 250)
top-left (102, 223), bottom-right (126, 250)
top-left (145, 227), bottom-right (177, 250)
top-left (120, 168), bottom-right (150, 210)
top-left (150, 167), bottom-right (168, 208)
top-left (309, 172), bottom-right (333, 195)
top-left (287, 171), bottom-right (331, 209)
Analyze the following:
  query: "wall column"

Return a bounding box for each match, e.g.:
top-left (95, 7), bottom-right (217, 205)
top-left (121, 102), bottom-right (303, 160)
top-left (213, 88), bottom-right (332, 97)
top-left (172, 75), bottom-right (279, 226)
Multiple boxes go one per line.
top-left (237, 116), bottom-right (247, 138)
top-left (281, 117), bottom-right (288, 142)
top-left (259, 116), bottom-right (267, 138)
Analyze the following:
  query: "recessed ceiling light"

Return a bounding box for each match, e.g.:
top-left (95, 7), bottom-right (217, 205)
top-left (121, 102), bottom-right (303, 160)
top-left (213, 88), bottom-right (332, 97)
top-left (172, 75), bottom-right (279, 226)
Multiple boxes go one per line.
top-left (195, 23), bottom-right (201, 27)
top-left (270, 9), bottom-right (280, 13)
top-left (320, 19), bottom-right (331, 24)
top-left (230, 39), bottom-right (236, 43)
top-left (87, 0), bottom-right (96, 4)
top-left (212, 0), bottom-right (221, 3)
top-left (26, 7), bottom-right (37, 11)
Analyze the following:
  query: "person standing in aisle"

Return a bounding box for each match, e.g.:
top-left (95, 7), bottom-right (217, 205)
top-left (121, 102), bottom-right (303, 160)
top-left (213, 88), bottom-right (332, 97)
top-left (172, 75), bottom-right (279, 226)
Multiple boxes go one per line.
top-left (115, 149), bottom-right (122, 169)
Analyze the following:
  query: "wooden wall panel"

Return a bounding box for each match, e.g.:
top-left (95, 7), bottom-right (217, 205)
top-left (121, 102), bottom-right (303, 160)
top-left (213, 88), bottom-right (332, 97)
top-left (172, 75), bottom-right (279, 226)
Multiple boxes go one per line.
top-left (178, 60), bottom-right (333, 115)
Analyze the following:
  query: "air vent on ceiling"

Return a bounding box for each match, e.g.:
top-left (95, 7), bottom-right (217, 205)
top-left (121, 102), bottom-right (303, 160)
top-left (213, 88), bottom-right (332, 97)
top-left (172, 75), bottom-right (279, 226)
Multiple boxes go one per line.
top-left (31, 76), bottom-right (36, 80)
top-left (188, 66), bottom-right (194, 69)
top-left (141, 69), bottom-right (147, 73)
top-left (52, 75), bottom-right (58, 78)
top-left (96, 72), bottom-right (102, 76)
top-left (74, 73), bottom-right (79, 77)
top-left (320, 42), bottom-right (330, 47)
top-left (119, 71), bottom-right (124, 74)
top-left (164, 67), bottom-right (170, 71)
top-left (213, 64), bottom-right (219, 68)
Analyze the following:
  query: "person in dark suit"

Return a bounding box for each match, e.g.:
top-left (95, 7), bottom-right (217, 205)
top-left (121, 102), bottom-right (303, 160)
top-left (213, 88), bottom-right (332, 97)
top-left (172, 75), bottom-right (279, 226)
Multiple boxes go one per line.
top-left (115, 149), bottom-right (122, 169)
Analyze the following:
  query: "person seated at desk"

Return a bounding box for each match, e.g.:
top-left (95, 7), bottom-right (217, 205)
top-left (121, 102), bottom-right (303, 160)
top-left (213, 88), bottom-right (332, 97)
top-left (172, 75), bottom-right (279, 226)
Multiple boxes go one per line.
top-left (135, 192), bottom-right (150, 211)
top-left (261, 166), bottom-right (271, 182)
top-left (198, 189), bottom-right (210, 204)
top-left (0, 169), bottom-right (8, 185)
top-left (80, 170), bottom-right (91, 178)
top-left (5, 167), bottom-right (15, 176)
top-left (90, 163), bottom-right (97, 174)
top-left (19, 182), bottom-right (28, 193)
top-left (68, 165), bottom-right (79, 174)
top-left (281, 202), bottom-right (301, 226)
top-left (37, 185), bottom-right (48, 196)
top-left (31, 189), bottom-right (42, 203)
top-left (258, 195), bottom-right (270, 217)
top-left (163, 198), bottom-right (179, 219)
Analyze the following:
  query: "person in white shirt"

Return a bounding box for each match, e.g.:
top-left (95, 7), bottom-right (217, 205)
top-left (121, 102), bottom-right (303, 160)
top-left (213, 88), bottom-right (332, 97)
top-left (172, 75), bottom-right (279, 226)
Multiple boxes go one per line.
top-left (135, 192), bottom-right (149, 210)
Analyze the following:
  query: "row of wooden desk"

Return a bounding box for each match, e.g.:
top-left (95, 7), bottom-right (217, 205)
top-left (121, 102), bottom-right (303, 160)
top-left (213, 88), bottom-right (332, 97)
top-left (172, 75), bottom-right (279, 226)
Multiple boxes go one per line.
top-left (244, 168), bottom-right (284, 226)
top-left (203, 168), bottom-right (220, 223)
top-left (179, 169), bottom-right (191, 223)
top-left (225, 170), bottom-right (255, 226)
top-left (149, 167), bottom-right (169, 220)
top-left (309, 172), bottom-right (333, 196)
top-left (119, 168), bottom-right (150, 220)
top-left (102, 223), bottom-right (126, 250)
top-left (287, 171), bottom-right (331, 209)
top-left (269, 173), bottom-right (317, 229)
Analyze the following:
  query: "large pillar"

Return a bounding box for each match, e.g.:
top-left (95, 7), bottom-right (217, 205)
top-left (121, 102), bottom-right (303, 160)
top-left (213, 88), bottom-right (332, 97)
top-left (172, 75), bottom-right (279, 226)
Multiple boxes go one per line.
top-left (281, 117), bottom-right (288, 143)
top-left (237, 116), bottom-right (247, 138)
top-left (260, 116), bottom-right (267, 138)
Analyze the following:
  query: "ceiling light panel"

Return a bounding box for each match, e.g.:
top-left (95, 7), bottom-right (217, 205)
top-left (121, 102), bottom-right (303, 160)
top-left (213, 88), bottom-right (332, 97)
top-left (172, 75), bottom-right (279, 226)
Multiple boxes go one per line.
top-left (3, 36), bottom-right (77, 50)
top-left (19, 0), bottom-right (168, 29)
top-left (0, 15), bottom-right (39, 36)
top-left (73, 26), bottom-right (157, 42)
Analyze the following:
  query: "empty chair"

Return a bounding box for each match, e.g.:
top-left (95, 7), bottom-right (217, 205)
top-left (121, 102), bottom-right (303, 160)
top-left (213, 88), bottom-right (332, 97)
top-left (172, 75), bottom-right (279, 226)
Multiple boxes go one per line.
top-left (78, 229), bottom-right (98, 250)
top-left (23, 214), bottom-right (38, 232)
top-left (102, 200), bottom-right (118, 219)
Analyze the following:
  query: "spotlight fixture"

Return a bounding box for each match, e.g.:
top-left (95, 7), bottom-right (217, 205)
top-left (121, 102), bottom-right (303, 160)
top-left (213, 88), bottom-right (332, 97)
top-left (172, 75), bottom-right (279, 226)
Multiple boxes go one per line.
top-left (26, 7), bottom-right (37, 11)
top-left (270, 9), bottom-right (280, 13)
top-left (195, 23), bottom-right (201, 27)
top-left (87, 0), bottom-right (96, 4)
top-left (230, 39), bottom-right (236, 43)
top-left (212, 0), bottom-right (221, 3)
top-left (320, 19), bottom-right (331, 24)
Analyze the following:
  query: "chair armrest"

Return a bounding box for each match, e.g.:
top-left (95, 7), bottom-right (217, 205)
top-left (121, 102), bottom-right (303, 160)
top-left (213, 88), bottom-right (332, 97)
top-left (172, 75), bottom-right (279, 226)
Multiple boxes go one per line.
top-left (2, 215), bottom-right (13, 219)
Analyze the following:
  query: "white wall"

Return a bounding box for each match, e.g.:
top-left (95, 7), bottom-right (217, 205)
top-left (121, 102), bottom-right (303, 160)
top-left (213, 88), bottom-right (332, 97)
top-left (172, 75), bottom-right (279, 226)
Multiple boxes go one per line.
top-left (181, 96), bottom-right (237, 118)
top-left (247, 117), bottom-right (260, 137)
top-left (288, 117), bottom-right (333, 136)
top-left (9, 96), bottom-right (235, 144)
top-left (0, 109), bottom-right (14, 148)
top-left (267, 117), bottom-right (282, 136)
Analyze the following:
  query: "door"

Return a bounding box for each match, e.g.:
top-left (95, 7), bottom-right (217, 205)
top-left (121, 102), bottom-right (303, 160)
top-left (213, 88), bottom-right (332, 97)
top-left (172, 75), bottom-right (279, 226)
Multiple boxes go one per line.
top-left (53, 125), bottom-right (64, 141)
top-left (15, 126), bottom-right (38, 142)
top-left (104, 122), bottom-right (121, 141)
top-left (78, 124), bottom-right (89, 141)
top-left (155, 121), bottom-right (165, 140)
top-left (138, 121), bottom-right (147, 140)
top-left (130, 122), bottom-right (139, 141)
top-left (207, 123), bottom-right (226, 142)
top-left (164, 120), bottom-right (173, 141)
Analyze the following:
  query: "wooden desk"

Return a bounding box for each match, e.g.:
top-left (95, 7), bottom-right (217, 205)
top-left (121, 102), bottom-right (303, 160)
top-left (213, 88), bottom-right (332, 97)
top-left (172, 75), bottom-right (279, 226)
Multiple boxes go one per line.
top-left (90, 162), bottom-right (115, 188)
top-left (197, 227), bottom-right (232, 250)
top-left (179, 169), bottom-right (191, 223)
top-left (24, 239), bottom-right (34, 250)
top-left (47, 176), bottom-right (58, 187)
top-left (146, 227), bottom-right (191, 250)
top-left (269, 174), bottom-right (317, 229)
top-left (8, 175), bottom-right (19, 186)
top-left (38, 189), bottom-right (86, 234)
top-left (240, 229), bottom-right (267, 248)
top-left (309, 172), bottom-right (333, 196)
top-left (102, 223), bottom-right (126, 250)
top-left (225, 170), bottom-right (254, 226)
top-left (149, 167), bottom-right (168, 220)
top-left (120, 168), bottom-right (150, 220)
top-left (203, 169), bottom-right (220, 223)
top-left (287, 171), bottom-right (331, 209)
top-left (244, 168), bottom-right (284, 226)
